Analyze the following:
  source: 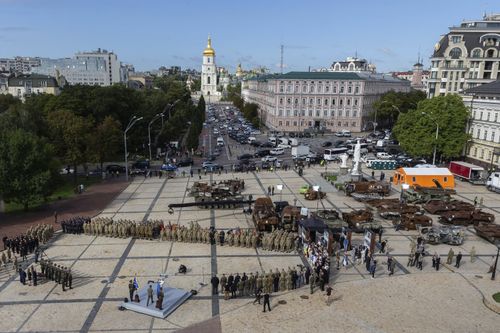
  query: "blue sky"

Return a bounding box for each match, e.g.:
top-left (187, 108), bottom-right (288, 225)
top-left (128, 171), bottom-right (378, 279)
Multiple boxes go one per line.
top-left (1, 0), bottom-right (499, 73)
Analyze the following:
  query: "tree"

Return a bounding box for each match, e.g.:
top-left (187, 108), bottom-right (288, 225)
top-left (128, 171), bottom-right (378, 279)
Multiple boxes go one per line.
top-left (89, 116), bottom-right (122, 169)
top-left (393, 94), bottom-right (470, 161)
top-left (47, 110), bottom-right (93, 184)
top-left (0, 129), bottom-right (58, 210)
top-left (372, 90), bottom-right (426, 129)
top-left (0, 94), bottom-right (21, 114)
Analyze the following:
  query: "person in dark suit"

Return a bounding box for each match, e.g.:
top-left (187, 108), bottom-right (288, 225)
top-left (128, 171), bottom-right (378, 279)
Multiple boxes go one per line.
top-left (263, 293), bottom-right (271, 312)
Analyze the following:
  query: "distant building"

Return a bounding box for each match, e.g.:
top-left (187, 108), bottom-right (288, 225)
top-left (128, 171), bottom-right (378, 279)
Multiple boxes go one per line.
top-left (0, 72), bottom-right (10, 94)
top-left (462, 80), bottom-right (500, 169)
top-left (128, 72), bottom-right (154, 90)
top-left (314, 56), bottom-right (376, 73)
top-left (8, 74), bottom-right (61, 100)
top-left (32, 49), bottom-right (126, 86)
top-left (242, 71), bottom-right (410, 133)
top-left (428, 13), bottom-right (500, 98)
top-left (0, 56), bottom-right (41, 73)
top-left (392, 60), bottom-right (430, 91)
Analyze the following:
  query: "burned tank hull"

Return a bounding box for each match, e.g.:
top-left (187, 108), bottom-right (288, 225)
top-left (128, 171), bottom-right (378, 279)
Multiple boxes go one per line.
top-left (314, 210), bottom-right (347, 232)
top-left (423, 200), bottom-right (474, 214)
top-left (439, 210), bottom-right (495, 225)
top-left (304, 189), bottom-right (326, 200)
top-left (342, 209), bottom-right (380, 233)
top-left (474, 223), bottom-right (500, 243)
top-left (378, 204), bottom-right (422, 219)
top-left (394, 214), bottom-right (432, 230)
top-left (420, 226), bottom-right (464, 245)
top-left (344, 181), bottom-right (391, 196)
top-left (253, 197), bottom-right (279, 231)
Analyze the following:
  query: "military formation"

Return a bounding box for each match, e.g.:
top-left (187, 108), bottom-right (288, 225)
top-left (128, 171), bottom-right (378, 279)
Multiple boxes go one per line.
top-left (216, 266), bottom-right (306, 300)
top-left (82, 218), bottom-right (162, 239)
top-left (67, 216), bottom-right (298, 254)
top-left (2, 224), bottom-right (53, 265)
top-left (261, 229), bottom-right (299, 253)
top-left (61, 216), bottom-right (90, 234)
top-left (40, 259), bottom-right (73, 291)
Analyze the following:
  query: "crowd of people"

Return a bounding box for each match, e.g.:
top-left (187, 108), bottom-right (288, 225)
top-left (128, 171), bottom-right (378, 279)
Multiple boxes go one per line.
top-left (40, 259), bottom-right (73, 291)
top-left (61, 216), bottom-right (91, 234)
top-left (2, 224), bottom-right (53, 263)
top-left (303, 241), bottom-right (331, 291)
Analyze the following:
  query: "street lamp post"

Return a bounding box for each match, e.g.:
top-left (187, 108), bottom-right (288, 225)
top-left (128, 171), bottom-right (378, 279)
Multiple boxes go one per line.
top-left (492, 241), bottom-right (500, 280)
top-left (148, 113), bottom-right (163, 162)
top-left (124, 116), bottom-right (143, 182)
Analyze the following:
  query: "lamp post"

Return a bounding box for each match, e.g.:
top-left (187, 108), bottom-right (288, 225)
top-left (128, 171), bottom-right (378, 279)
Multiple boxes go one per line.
top-left (492, 241), bottom-right (500, 280)
top-left (124, 116), bottom-right (143, 182)
top-left (148, 113), bottom-right (163, 162)
top-left (421, 112), bottom-right (439, 165)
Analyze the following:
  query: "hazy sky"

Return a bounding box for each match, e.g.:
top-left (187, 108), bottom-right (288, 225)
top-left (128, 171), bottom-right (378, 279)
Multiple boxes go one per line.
top-left (1, 0), bottom-right (499, 73)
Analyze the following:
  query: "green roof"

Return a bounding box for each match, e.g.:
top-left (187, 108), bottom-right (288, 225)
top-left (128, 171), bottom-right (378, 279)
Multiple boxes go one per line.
top-left (247, 71), bottom-right (404, 83)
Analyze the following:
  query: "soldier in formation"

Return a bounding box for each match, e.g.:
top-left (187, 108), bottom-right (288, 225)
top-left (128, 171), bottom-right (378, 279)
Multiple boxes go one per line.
top-left (261, 229), bottom-right (299, 253)
top-left (3, 224), bottom-right (54, 262)
top-left (40, 259), bottom-right (73, 291)
top-left (61, 217), bottom-right (90, 234)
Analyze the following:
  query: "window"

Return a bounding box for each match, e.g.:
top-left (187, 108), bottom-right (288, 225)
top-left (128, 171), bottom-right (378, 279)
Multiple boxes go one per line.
top-left (495, 113), bottom-right (498, 122)
top-left (484, 130), bottom-right (488, 140)
top-left (444, 177), bottom-right (448, 182)
top-left (450, 48), bottom-right (462, 59)
top-left (491, 132), bottom-right (495, 142)
top-left (286, 121), bottom-right (289, 126)
top-left (207, 57), bottom-right (210, 63)
top-left (353, 110), bottom-right (357, 117)
top-left (309, 85), bottom-right (314, 93)
top-left (302, 85), bottom-right (307, 92)
top-left (279, 98), bottom-right (283, 105)
top-left (340, 99), bottom-right (343, 106)
top-left (317, 98), bottom-right (321, 105)
top-left (279, 86), bottom-right (284, 92)
top-left (286, 110), bottom-right (290, 116)
top-left (338, 121), bottom-right (341, 126)
top-left (294, 98), bottom-right (298, 105)
top-left (348, 86), bottom-right (352, 93)
top-left (309, 110), bottom-right (312, 116)
top-left (346, 110), bottom-right (350, 117)
top-left (354, 99), bottom-right (358, 106)
top-left (325, 86), bottom-right (330, 92)
top-left (332, 99), bottom-right (336, 105)
top-left (323, 110), bottom-right (328, 116)
top-left (451, 36), bottom-right (461, 43)
top-left (476, 128), bottom-right (481, 138)
top-left (293, 121), bottom-right (297, 126)
top-left (207, 76), bottom-right (210, 84)
top-left (347, 99), bottom-right (351, 106)
top-left (412, 177), bottom-right (416, 182)
top-left (339, 110), bottom-right (343, 117)
top-left (487, 49), bottom-right (495, 58)
top-left (316, 110), bottom-right (320, 117)
top-left (340, 86), bottom-right (344, 93)
top-left (278, 110), bottom-right (283, 116)
top-left (333, 86), bottom-right (337, 93)
top-left (309, 98), bottom-right (313, 105)
top-left (474, 148), bottom-right (477, 157)
top-left (278, 121), bottom-right (282, 126)
top-left (287, 98), bottom-right (291, 105)
top-left (324, 99), bottom-right (328, 105)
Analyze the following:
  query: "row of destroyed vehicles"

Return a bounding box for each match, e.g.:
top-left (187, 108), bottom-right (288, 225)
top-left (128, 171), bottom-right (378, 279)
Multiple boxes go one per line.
top-left (167, 177), bottom-right (500, 245)
top-left (343, 177), bottom-right (500, 244)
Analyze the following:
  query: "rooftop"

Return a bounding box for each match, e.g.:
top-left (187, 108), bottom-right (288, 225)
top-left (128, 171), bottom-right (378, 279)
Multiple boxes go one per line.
top-left (464, 80), bottom-right (500, 96)
top-left (399, 167), bottom-right (453, 176)
top-left (247, 71), bottom-right (406, 83)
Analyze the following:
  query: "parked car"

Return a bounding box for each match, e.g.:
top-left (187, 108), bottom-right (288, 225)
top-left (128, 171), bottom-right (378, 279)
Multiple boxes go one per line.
top-left (161, 164), bottom-right (178, 171)
top-left (238, 153), bottom-right (254, 160)
top-left (177, 158), bottom-right (193, 167)
top-left (322, 141), bottom-right (332, 147)
top-left (376, 152), bottom-right (393, 160)
top-left (254, 149), bottom-right (270, 157)
top-left (261, 155), bottom-right (278, 162)
top-left (270, 147), bottom-right (285, 155)
top-left (277, 143), bottom-right (291, 149)
top-left (261, 162), bottom-right (271, 170)
top-left (105, 164), bottom-right (126, 173)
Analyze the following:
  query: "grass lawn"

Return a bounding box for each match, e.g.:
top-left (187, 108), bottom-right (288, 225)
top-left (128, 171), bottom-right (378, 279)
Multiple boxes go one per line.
top-left (5, 176), bottom-right (102, 213)
top-left (493, 292), bottom-right (500, 303)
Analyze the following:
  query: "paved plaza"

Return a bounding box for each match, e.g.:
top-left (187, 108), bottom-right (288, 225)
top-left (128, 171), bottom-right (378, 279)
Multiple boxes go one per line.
top-left (1, 164), bottom-right (499, 332)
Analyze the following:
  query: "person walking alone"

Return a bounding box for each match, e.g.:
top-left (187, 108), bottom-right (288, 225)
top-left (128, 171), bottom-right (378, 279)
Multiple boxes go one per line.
top-left (455, 252), bottom-right (463, 268)
top-left (263, 293), bottom-right (271, 312)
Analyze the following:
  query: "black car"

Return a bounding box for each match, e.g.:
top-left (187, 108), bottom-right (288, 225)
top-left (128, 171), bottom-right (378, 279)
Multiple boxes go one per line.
top-left (250, 140), bottom-right (262, 147)
top-left (106, 164), bottom-right (126, 173)
top-left (260, 142), bottom-right (275, 148)
top-left (238, 153), bottom-right (254, 160)
top-left (177, 158), bottom-right (193, 167)
top-left (261, 162), bottom-right (271, 170)
top-left (254, 149), bottom-right (270, 157)
top-left (322, 141), bottom-right (332, 147)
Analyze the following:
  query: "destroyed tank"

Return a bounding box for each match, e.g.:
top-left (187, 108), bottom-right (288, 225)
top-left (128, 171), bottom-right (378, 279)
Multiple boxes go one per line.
top-left (365, 198), bottom-right (401, 208)
top-left (252, 197), bottom-right (279, 231)
top-left (423, 200), bottom-right (474, 214)
top-left (420, 225), bottom-right (464, 245)
top-left (189, 179), bottom-right (244, 197)
top-left (303, 188), bottom-right (326, 200)
top-left (439, 209), bottom-right (495, 225)
top-left (402, 182), bottom-right (456, 204)
top-left (342, 208), bottom-right (380, 233)
top-left (314, 209), bottom-right (348, 231)
top-left (378, 203), bottom-right (422, 219)
top-left (474, 223), bottom-right (500, 243)
top-left (344, 180), bottom-right (391, 196)
top-left (393, 214), bottom-right (432, 231)
top-left (281, 205), bottom-right (301, 231)
top-left (194, 190), bottom-right (245, 209)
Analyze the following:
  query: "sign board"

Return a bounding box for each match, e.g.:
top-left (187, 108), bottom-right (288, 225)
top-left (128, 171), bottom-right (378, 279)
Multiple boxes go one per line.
top-left (276, 184), bottom-right (283, 191)
top-left (364, 230), bottom-right (376, 254)
top-left (300, 207), bottom-right (309, 216)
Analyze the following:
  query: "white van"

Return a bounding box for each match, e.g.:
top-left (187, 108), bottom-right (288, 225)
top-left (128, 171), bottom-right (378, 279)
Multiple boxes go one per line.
top-left (269, 136), bottom-right (277, 145)
top-left (270, 147), bottom-right (285, 155)
top-left (217, 137), bottom-right (224, 147)
top-left (247, 136), bottom-right (256, 144)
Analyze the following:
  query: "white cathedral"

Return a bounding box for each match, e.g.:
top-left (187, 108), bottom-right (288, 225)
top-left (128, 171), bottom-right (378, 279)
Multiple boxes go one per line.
top-left (201, 36), bottom-right (222, 101)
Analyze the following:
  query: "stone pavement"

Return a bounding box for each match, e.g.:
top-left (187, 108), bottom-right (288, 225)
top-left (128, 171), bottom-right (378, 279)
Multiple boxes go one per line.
top-left (0, 164), bottom-right (499, 332)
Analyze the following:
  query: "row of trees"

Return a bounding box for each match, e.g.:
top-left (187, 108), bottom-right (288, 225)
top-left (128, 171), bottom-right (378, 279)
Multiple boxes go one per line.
top-left (0, 78), bottom-right (194, 210)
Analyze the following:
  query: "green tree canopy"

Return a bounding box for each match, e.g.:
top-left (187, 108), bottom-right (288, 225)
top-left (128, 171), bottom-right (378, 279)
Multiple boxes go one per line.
top-left (0, 93), bottom-right (21, 113)
top-left (393, 94), bottom-right (470, 161)
top-left (0, 129), bottom-right (58, 210)
top-left (372, 90), bottom-right (426, 129)
top-left (89, 116), bottom-right (122, 169)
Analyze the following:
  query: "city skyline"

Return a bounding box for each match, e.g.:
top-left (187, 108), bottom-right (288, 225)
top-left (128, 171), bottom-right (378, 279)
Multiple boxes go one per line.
top-left (1, 0), bottom-right (499, 73)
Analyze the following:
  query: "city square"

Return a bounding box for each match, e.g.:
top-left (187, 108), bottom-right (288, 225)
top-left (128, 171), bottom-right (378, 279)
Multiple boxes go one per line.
top-left (1, 164), bottom-right (499, 332)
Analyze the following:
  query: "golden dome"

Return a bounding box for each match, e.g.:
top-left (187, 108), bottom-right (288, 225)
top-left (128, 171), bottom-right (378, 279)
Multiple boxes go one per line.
top-left (203, 36), bottom-right (215, 56)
